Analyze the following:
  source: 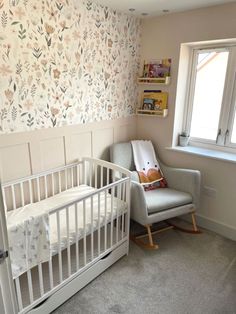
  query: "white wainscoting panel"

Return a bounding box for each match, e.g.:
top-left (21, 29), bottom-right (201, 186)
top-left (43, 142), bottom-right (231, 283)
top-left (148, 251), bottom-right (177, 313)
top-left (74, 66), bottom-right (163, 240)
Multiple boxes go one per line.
top-left (0, 143), bottom-right (31, 182)
top-left (65, 132), bottom-right (92, 164)
top-left (0, 116), bottom-right (137, 182)
top-left (40, 137), bottom-right (65, 171)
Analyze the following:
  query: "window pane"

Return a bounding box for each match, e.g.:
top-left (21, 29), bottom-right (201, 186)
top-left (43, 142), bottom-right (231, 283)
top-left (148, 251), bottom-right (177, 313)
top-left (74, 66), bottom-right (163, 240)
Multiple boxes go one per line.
top-left (190, 51), bottom-right (229, 140)
top-left (231, 110), bottom-right (236, 143)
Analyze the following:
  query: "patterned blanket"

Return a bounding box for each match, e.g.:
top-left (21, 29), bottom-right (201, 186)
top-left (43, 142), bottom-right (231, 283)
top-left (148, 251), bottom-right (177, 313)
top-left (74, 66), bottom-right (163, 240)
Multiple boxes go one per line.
top-left (131, 140), bottom-right (167, 190)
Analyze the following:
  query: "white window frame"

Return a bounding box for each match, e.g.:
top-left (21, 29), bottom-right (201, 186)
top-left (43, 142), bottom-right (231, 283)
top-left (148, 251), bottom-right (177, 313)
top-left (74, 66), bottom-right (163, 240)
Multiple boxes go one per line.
top-left (183, 42), bottom-right (236, 153)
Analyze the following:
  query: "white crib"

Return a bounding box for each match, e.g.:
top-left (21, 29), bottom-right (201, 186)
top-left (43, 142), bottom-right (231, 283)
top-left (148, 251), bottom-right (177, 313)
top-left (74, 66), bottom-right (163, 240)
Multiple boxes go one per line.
top-left (0, 157), bottom-right (131, 314)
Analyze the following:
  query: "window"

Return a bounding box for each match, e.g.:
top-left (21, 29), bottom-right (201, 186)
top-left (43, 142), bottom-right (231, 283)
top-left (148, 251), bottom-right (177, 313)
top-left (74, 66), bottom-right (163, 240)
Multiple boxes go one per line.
top-left (185, 44), bottom-right (236, 151)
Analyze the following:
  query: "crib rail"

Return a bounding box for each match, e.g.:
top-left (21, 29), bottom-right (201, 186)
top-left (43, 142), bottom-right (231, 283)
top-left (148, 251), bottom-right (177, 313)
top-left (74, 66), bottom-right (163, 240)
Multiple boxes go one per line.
top-left (2, 162), bottom-right (82, 213)
top-left (1, 157), bottom-right (131, 314)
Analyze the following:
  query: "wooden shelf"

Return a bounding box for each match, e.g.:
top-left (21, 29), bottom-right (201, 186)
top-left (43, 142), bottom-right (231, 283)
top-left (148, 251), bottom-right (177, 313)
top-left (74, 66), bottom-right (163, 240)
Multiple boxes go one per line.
top-left (136, 109), bottom-right (168, 117)
top-left (137, 76), bottom-right (170, 85)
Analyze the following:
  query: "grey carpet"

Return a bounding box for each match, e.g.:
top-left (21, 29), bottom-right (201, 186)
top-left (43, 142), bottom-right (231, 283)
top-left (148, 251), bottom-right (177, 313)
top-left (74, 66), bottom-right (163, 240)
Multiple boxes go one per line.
top-left (53, 222), bottom-right (236, 314)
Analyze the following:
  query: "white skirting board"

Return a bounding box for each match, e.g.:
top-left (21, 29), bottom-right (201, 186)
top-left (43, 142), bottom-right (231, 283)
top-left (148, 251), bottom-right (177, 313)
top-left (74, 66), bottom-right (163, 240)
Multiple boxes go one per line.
top-left (28, 242), bottom-right (128, 314)
top-left (182, 214), bottom-right (236, 241)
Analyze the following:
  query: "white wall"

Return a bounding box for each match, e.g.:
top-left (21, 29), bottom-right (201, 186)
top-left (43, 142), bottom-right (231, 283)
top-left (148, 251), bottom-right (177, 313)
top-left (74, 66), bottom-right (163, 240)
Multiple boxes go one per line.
top-left (138, 3), bottom-right (236, 240)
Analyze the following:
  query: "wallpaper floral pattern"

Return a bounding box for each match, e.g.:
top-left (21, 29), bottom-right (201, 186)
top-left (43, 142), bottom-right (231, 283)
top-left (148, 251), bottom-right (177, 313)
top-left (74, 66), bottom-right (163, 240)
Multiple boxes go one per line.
top-left (0, 0), bottom-right (141, 133)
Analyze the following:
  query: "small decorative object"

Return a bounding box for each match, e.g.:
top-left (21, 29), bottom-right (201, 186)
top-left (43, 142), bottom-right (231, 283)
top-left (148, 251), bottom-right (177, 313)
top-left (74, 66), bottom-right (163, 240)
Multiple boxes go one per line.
top-left (179, 131), bottom-right (190, 147)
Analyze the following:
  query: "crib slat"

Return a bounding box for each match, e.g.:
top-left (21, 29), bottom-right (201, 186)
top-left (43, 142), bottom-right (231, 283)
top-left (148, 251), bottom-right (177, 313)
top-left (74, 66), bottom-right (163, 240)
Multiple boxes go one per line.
top-left (121, 182), bottom-right (125, 239)
top-left (27, 270), bottom-right (34, 304)
top-left (100, 166), bottom-right (103, 188)
top-left (56, 211), bottom-right (63, 283)
top-left (116, 185), bottom-right (121, 244)
top-left (59, 171), bottom-right (62, 193)
top-left (77, 164), bottom-right (80, 186)
top-left (15, 277), bottom-right (23, 311)
top-left (89, 161), bottom-right (92, 187)
top-left (11, 185), bottom-right (16, 210)
top-left (95, 164), bottom-right (98, 188)
top-left (28, 180), bottom-right (33, 204)
top-left (91, 196), bottom-right (94, 261)
top-left (104, 189), bottom-right (107, 251)
top-left (38, 263), bottom-right (44, 296)
top-left (83, 200), bottom-right (86, 266)
top-left (65, 169), bottom-right (68, 190)
top-left (20, 182), bottom-right (25, 207)
top-left (2, 188), bottom-right (7, 213)
top-left (106, 168), bottom-right (109, 185)
top-left (110, 186), bottom-right (114, 247)
top-left (44, 175), bottom-right (48, 198)
top-left (49, 258), bottom-right (54, 290)
top-left (51, 173), bottom-right (55, 196)
top-left (37, 178), bottom-right (41, 202)
top-left (71, 167), bottom-right (74, 188)
top-left (98, 192), bottom-right (101, 255)
top-left (75, 203), bottom-right (79, 270)
top-left (66, 207), bottom-right (71, 277)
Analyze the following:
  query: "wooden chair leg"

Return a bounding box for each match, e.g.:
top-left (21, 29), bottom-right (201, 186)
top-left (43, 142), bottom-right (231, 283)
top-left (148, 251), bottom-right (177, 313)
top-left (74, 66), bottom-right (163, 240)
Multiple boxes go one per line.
top-left (130, 224), bottom-right (159, 250)
top-left (146, 224), bottom-right (154, 247)
top-left (166, 212), bottom-right (201, 234)
top-left (191, 212), bottom-right (198, 232)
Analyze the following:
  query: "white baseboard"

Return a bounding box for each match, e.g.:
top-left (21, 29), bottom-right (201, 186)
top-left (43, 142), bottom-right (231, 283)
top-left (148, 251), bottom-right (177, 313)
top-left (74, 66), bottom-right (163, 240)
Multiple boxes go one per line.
top-left (182, 214), bottom-right (236, 242)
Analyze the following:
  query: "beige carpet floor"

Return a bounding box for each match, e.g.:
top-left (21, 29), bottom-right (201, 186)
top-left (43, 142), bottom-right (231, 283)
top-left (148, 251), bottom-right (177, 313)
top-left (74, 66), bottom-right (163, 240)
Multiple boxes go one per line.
top-left (53, 222), bottom-right (236, 314)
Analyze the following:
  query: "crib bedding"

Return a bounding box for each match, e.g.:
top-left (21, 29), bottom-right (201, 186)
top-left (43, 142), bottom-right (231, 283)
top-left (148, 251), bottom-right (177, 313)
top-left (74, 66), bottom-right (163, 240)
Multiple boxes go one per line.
top-left (7, 185), bottom-right (127, 279)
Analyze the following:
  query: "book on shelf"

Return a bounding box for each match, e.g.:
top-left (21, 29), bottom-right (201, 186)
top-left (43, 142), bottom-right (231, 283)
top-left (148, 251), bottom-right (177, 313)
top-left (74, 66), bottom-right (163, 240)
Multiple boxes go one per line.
top-left (142, 59), bottom-right (171, 79)
top-left (141, 91), bottom-right (168, 112)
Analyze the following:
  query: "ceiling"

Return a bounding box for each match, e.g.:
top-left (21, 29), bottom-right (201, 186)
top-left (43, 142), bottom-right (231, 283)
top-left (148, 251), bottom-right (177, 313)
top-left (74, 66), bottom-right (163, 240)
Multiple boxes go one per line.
top-left (94, 0), bottom-right (236, 17)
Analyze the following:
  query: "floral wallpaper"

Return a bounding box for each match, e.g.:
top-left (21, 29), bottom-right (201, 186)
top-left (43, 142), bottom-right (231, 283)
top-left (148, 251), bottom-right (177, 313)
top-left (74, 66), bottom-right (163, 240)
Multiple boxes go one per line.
top-left (0, 0), bottom-right (141, 133)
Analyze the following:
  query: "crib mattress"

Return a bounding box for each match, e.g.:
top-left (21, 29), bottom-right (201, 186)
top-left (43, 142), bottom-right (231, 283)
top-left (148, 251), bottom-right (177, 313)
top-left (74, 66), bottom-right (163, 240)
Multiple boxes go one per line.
top-left (7, 185), bottom-right (127, 278)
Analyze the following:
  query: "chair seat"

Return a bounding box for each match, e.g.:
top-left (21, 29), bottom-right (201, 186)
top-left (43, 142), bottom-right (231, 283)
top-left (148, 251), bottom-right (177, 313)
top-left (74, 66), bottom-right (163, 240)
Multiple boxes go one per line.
top-left (145, 188), bottom-right (193, 214)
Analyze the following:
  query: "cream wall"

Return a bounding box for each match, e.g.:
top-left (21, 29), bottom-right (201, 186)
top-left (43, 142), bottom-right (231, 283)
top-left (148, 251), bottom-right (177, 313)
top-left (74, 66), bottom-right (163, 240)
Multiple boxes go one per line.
top-left (139, 2), bottom-right (236, 240)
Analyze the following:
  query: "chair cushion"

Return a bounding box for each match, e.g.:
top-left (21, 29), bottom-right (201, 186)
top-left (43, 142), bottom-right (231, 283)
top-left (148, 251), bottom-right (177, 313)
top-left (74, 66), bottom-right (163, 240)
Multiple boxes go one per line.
top-left (145, 188), bottom-right (193, 214)
top-left (110, 142), bottom-right (135, 171)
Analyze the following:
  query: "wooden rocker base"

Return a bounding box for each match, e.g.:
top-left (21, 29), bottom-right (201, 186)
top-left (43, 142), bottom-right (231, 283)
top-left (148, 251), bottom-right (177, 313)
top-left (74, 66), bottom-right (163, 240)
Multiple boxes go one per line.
top-left (166, 221), bottom-right (202, 234)
top-left (130, 213), bottom-right (201, 250)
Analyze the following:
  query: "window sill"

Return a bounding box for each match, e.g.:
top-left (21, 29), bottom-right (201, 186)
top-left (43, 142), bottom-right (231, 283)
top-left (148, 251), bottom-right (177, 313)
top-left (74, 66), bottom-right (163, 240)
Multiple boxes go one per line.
top-left (166, 145), bottom-right (236, 164)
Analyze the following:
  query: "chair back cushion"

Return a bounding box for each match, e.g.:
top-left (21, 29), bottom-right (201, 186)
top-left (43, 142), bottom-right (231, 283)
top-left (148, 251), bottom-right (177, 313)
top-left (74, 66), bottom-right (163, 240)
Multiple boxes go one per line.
top-left (110, 142), bottom-right (135, 171)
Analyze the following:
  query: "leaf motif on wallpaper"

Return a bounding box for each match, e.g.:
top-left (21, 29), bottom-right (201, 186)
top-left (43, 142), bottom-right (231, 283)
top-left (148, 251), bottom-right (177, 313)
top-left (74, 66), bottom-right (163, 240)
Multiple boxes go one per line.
top-left (0, 108), bottom-right (7, 120)
top-left (86, 1), bottom-right (92, 11)
top-left (37, 26), bottom-right (44, 35)
top-left (10, 0), bottom-right (20, 6)
top-left (31, 84), bottom-right (37, 98)
top-left (95, 89), bottom-right (102, 99)
top-left (95, 19), bottom-right (101, 28)
top-left (56, 2), bottom-right (63, 11)
top-left (11, 106), bottom-right (17, 121)
top-left (11, 21), bottom-right (20, 25)
top-left (33, 47), bottom-right (42, 59)
top-left (87, 76), bottom-right (93, 86)
top-left (18, 24), bottom-right (26, 40)
top-left (1, 11), bottom-right (7, 28)
top-left (27, 114), bottom-right (34, 127)
top-left (0, 0), bottom-right (4, 9)
top-left (104, 8), bottom-right (109, 19)
top-left (16, 61), bottom-right (22, 76)
top-left (45, 35), bottom-right (52, 48)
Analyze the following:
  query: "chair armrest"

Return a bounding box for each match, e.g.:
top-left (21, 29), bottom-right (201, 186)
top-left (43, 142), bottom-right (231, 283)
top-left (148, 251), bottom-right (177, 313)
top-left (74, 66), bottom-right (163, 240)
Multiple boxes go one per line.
top-left (130, 181), bottom-right (148, 225)
top-left (160, 163), bottom-right (201, 210)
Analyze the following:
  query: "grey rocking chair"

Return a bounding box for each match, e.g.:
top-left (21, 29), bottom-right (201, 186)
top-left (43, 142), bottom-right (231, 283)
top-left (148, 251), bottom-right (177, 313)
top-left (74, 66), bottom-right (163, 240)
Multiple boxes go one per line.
top-left (110, 142), bottom-right (201, 249)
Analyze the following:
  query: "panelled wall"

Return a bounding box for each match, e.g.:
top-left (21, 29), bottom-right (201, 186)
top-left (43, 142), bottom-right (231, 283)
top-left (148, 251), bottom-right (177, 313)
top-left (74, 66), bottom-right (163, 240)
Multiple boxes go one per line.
top-left (0, 116), bottom-right (136, 182)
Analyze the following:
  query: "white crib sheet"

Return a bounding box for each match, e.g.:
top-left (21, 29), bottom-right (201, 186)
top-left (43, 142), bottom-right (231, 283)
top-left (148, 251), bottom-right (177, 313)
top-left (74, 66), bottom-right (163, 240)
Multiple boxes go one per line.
top-left (7, 185), bottom-right (127, 279)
